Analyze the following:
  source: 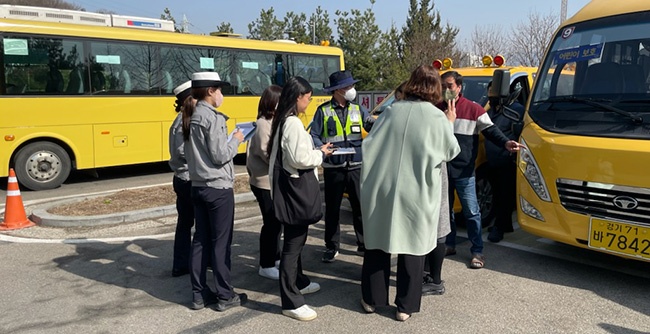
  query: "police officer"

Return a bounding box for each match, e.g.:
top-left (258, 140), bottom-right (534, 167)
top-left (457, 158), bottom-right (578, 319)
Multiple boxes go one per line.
top-left (185, 71), bottom-right (245, 311)
top-left (310, 70), bottom-right (374, 263)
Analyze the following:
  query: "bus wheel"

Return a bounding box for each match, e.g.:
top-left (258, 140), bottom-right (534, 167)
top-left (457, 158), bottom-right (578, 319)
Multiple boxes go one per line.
top-left (14, 142), bottom-right (71, 191)
top-left (475, 166), bottom-right (496, 228)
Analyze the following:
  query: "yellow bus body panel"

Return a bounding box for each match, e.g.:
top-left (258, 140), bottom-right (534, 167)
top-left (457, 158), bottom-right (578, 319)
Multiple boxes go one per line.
top-left (517, 122), bottom-right (650, 248)
top-left (517, 0), bottom-right (650, 261)
top-left (0, 17), bottom-right (344, 178)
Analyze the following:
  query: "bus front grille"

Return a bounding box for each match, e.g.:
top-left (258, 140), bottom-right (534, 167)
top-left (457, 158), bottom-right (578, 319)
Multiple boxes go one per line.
top-left (556, 179), bottom-right (650, 226)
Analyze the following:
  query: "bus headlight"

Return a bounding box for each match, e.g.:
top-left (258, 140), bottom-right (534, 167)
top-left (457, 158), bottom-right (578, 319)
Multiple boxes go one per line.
top-left (520, 196), bottom-right (545, 221)
top-left (518, 138), bottom-right (551, 201)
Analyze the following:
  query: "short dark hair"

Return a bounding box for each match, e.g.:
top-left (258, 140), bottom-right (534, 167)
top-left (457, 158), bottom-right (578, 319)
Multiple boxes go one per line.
top-left (441, 71), bottom-right (463, 87)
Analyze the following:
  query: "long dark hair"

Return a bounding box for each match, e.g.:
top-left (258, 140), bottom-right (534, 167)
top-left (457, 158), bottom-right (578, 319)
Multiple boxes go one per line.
top-left (258, 85), bottom-right (282, 119)
top-left (182, 87), bottom-right (211, 141)
top-left (267, 76), bottom-right (313, 157)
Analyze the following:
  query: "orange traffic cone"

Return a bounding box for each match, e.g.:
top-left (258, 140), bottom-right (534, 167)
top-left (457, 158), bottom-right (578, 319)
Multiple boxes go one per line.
top-left (0, 168), bottom-right (35, 230)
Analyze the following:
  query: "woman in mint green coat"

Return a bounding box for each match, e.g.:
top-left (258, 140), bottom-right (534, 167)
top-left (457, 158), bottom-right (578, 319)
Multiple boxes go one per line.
top-left (359, 65), bottom-right (460, 321)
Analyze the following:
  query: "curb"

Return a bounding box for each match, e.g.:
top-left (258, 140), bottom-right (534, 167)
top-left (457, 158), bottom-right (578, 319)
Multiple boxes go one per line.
top-left (26, 191), bottom-right (257, 227)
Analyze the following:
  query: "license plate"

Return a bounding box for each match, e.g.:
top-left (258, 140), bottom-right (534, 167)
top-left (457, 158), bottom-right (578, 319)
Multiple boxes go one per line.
top-left (589, 218), bottom-right (650, 260)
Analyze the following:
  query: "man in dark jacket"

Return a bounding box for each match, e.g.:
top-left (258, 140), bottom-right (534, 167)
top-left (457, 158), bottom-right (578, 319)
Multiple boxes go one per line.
top-left (310, 70), bottom-right (374, 263)
top-left (485, 84), bottom-right (525, 243)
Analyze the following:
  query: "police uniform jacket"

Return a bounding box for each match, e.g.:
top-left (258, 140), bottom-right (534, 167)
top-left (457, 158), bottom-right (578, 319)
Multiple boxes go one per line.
top-left (310, 99), bottom-right (371, 169)
top-left (185, 100), bottom-right (239, 188)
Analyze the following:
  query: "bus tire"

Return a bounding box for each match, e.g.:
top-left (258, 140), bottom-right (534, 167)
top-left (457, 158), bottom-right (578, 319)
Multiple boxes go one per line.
top-left (14, 142), bottom-right (71, 191)
top-left (475, 165), bottom-right (496, 228)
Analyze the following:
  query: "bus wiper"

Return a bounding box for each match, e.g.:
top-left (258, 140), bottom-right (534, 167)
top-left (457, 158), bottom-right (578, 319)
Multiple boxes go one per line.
top-left (544, 96), bottom-right (644, 124)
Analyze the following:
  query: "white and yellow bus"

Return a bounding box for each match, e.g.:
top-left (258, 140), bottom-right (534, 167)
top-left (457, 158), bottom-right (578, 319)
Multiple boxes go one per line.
top-left (516, 0), bottom-right (650, 262)
top-left (0, 5), bottom-right (344, 190)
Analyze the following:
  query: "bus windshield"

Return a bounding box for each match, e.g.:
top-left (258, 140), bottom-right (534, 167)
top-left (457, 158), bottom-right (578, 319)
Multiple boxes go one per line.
top-left (530, 12), bottom-right (650, 139)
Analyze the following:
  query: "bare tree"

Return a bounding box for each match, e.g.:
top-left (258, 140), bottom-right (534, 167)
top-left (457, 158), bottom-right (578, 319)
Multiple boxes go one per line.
top-left (2, 0), bottom-right (83, 10)
top-left (509, 10), bottom-right (559, 67)
top-left (470, 24), bottom-right (512, 62)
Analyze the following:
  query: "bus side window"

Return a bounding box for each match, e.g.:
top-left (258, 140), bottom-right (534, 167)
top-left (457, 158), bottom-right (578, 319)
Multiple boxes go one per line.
top-left (66, 67), bottom-right (84, 94)
top-left (46, 66), bottom-right (64, 93)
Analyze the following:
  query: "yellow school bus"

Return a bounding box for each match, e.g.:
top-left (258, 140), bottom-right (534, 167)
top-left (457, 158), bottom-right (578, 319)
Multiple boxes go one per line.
top-left (371, 57), bottom-right (537, 225)
top-left (517, 0), bottom-right (650, 262)
top-left (0, 5), bottom-right (344, 190)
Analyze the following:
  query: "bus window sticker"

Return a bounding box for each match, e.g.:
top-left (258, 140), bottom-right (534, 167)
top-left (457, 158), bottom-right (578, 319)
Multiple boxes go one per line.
top-left (3, 38), bottom-right (29, 56)
top-left (200, 57), bottom-right (215, 70)
top-left (96, 55), bottom-right (121, 64)
top-left (554, 44), bottom-right (603, 63)
top-left (242, 61), bottom-right (259, 70)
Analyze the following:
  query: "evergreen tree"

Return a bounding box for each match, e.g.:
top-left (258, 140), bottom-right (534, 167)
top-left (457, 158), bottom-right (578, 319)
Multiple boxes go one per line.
top-left (402, 0), bottom-right (462, 71)
top-left (309, 6), bottom-right (333, 46)
top-left (284, 12), bottom-right (309, 43)
top-left (214, 22), bottom-right (235, 34)
top-left (248, 8), bottom-right (285, 40)
top-left (334, 0), bottom-right (381, 91)
top-left (377, 23), bottom-right (408, 90)
top-left (160, 8), bottom-right (182, 33)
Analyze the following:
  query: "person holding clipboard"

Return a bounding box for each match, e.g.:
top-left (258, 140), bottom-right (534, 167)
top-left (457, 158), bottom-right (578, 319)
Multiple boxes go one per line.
top-left (183, 71), bottom-right (245, 312)
top-left (309, 70), bottom-right (375, 263)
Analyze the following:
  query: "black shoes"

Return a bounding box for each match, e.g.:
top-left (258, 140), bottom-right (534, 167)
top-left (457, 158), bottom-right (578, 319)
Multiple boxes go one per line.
top-left (356, 245), bottom-right (366, 256)
top-left (322, 249), bottom-right (339, 263)
top-left (422, 275), bottom-right (445, 295)
top-left (215, 293), bottom-right (247, 312)
top-left (191, 293), bottom-right (218, 310)
top-left (172, 268), bottom-right (190, 277)
top-left (488, 227), bottom-right (505, 243)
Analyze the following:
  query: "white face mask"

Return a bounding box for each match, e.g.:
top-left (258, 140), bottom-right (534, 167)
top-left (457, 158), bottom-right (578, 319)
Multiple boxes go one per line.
top-left (343, 87), bottom-right (357, 101)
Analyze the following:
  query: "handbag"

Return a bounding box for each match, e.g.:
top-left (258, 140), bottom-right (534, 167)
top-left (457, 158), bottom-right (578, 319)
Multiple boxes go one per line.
top-left (272, 119), bottom-right (323, 225)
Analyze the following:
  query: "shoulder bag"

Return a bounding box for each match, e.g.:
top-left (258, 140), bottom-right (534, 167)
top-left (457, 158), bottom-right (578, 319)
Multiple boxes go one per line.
top-left (272, 118), bottom-right (323, 225)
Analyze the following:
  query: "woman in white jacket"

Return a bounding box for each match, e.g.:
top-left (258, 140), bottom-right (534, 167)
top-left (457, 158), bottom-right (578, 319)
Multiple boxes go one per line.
top-left (268, 76), bottom-right (333, 321)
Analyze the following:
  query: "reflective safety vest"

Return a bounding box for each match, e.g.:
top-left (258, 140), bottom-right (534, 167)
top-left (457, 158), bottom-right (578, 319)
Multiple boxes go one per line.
top-left (321, 103), bottom-right (363, 143)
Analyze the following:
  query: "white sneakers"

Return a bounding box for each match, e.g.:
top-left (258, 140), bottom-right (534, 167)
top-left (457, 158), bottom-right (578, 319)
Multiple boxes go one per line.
top-left (299, 282), bottom-right (321, 295)
top-left (282, 304), bottom-right (317, 321)
top-left (258, 266), bottom-right (279, 280)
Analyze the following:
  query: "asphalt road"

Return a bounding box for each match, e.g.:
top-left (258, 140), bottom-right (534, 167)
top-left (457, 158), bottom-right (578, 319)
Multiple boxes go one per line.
top-left (1, 202), bottom-right (649, 333)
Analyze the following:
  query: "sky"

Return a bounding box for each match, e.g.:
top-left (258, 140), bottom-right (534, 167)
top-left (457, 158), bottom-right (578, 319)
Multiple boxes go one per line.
top-left (72, 0), bottom-right (591, 43)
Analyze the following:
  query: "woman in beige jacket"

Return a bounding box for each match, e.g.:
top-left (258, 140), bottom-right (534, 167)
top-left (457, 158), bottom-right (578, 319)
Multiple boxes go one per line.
top-left (247, 85), bottom-right (283, 280)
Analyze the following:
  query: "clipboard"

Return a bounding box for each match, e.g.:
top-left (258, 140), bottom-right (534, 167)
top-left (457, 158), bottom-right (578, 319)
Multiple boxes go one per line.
top-left (332, 147), bottom-right (356, 155)
top-left (228, 122), bottom-right (257, 142)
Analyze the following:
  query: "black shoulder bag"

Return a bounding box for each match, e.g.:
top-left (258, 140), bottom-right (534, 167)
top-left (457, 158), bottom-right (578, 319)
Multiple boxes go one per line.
top-left (272, 119), bottom-right (323, 225)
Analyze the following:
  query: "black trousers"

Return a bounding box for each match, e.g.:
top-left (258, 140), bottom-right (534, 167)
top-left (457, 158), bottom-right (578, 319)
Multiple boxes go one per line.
top-left (190, 187), bottom-right (235, 301)
top-left (250, 184), bottom-right (282, 268)
top-left (324, 167), bottom-right (364, 250)
top-left (172, 176), bottom-right (194, 272)
top-left (487, 162), bottom-right (517, 232)
top-left (279, 223), bottom-right (312, 310)
top-left (361, 249), bottom-right (425, 314)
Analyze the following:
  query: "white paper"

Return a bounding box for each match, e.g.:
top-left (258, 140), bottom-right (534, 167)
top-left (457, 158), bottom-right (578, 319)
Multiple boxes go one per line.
top-left (228, 122), bottom-right (256, 142)
top-left (332, 147), bottom-right (356, 155)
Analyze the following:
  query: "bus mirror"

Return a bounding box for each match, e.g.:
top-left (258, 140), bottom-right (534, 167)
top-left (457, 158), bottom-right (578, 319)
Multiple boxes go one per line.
top-left (489, 69), bottom-right (510, 99)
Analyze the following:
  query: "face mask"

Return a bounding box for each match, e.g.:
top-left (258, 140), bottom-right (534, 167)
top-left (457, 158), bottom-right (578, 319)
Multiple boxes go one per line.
top-left (443, 88), bottom-right (457, 102)
top-left (343, 87), bottom-right (357, 101)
